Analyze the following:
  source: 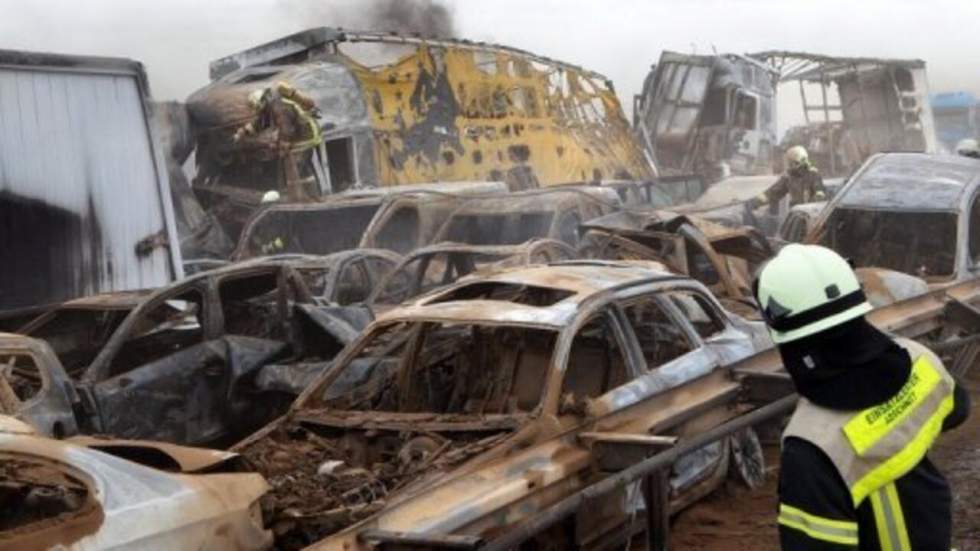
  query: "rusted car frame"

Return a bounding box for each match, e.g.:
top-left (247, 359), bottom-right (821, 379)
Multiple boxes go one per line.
top-left (231, 261), bottom-right (770, 549)
top-left (0, 417), bottom-right (270, 550)
top-left (3, 251), bottom-right (400, 444)
top-left (579, 209), bottom-right (773, 316)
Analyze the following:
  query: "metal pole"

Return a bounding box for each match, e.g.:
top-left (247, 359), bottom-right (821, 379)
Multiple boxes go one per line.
top-left (799, 80), bottom-right (810, 124)
top-left (820, 75), bottom-right (835, 175)
top-left (483, 394), bottom-right (798, 551)
top-left (644, 469), bottom-right (671, 551)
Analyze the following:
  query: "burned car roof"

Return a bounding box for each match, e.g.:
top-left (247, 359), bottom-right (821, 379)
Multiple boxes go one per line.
top-left (688, 174), bottom-right (780, 211)
top-left (377, 260), bottom-right (676, 328)
top-left (837, 153), bottom-right (980, 211)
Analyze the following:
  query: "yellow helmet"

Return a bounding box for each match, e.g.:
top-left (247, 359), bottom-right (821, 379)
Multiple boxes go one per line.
top-left (784, 145), bottom-right (810, 170)
top-left (275, 80), bottom-right (295, 97)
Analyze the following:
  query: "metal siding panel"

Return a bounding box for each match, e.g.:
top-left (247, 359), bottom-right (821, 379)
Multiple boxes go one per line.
top-left (0, 65), bottom-right (175, 310)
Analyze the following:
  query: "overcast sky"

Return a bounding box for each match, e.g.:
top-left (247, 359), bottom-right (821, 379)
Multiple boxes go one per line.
top-left (4, 0), bottom-right (979, 129)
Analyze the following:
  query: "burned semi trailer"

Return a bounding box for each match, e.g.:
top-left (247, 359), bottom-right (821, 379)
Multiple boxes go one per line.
top-left (0, 50), bottom-right (182, 317)
top-left (188, 28), bottom-right (654, 224)
top-left (633, 51), bottom-right (778, 181)
top-left (752, 51), bottom-right (938, 177)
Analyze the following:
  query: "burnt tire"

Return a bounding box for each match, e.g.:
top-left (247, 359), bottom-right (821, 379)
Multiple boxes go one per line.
top-left (730, 426), bottom-right (765, 490)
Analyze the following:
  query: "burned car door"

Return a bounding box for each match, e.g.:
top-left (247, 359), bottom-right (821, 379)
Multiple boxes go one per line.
top-left (612, 291), bottom-right (734, 508)
top-left (556, 309), bottom-right (644, 545)
top-left (90, 337), bottom-right (286, 444)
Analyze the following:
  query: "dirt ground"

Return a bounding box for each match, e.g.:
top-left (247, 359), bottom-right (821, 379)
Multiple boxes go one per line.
top-left (671, 375), bottom-right (980, 551)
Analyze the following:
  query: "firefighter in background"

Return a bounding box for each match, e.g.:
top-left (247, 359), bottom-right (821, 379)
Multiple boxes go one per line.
top-left (761, 146), bottom-right (828, 215)
top-left (234, 81), bottom-right (323, 201)
top-left (754, 244), bottom-right (970, 550)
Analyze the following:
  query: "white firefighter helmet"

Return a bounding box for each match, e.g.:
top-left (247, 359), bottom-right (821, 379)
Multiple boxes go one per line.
top-left (260, 190), bottom-right (281, 204)
top-left (784, 146), bottom-right (810, 171)
top-left (956, 138), bottom-right (980, 158)
top-left (754, 244), bottom-right (871, 344)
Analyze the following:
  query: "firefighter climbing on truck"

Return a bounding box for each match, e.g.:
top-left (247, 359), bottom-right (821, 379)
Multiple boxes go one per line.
top-left (234, 80), bottom-right (324, 201)
top-left (754, 244), bottom-right (970, 550)
top-left (760, 146), bottom-right (827, 214)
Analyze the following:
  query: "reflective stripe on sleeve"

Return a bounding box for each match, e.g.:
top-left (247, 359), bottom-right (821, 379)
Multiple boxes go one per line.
top-left (777, 503), bottom-right (859, 546)
top-left (870, 482), bottom-right (911, 551)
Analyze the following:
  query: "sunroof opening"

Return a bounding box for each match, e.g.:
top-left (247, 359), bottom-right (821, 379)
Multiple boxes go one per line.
top-left (429, 281), bottom-right (574, 307)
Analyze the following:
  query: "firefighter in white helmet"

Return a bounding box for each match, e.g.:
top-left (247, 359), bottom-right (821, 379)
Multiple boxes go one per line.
top-left (956, 138), bottom-right (980, 159)
top-left (761, 146), bottom-right (827, 214)
top-left (754, 244), bottom-right (969, 550)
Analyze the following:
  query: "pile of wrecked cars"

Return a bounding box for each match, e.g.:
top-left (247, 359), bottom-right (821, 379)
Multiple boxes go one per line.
top-left (232, 260), bottom-right (773, 548)
top-left (1, 252), bottom-right (400, 445)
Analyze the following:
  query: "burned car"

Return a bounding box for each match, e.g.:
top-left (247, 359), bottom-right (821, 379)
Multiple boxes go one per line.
top-left (807, 152), bottom-right (980, 287)
top-left (430, 187), bottom-right (622, 249)
top-left (233, 261), bottom-right (770, 549)
top-left (4, 252), bottom-right (400, 445)
top-left (0, 416), bottom-right (271, 550)
top-left (579, 209), bottom-right (773, 317)
top-left (367, 239), bottom-right (577, 309)
top-left (231, 183), bottom-right (506, 257)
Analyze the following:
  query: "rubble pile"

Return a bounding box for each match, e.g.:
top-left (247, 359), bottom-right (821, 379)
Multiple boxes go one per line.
top-left (242, 423), bottom-right (509, 548)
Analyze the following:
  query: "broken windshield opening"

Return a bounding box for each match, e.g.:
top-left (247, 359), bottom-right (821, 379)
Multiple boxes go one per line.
top-left (0, 454), bottom-right (97, 546)
top-left (23, 309), bottom-right (130, 376)
top-left (818, 208), bottom-right (958, 279)
top-left (318, 321), bottom-right (556, 415)
top-left (430, 281), bottom-right (574, 306)
top-left (242, 203), bottom-right (381, 257)
top-left (444, 212), bottom-right (554, 245)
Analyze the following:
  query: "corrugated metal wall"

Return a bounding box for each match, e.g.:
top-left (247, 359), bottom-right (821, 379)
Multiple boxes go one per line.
top-left (0, 64), bottom-right (180, 310)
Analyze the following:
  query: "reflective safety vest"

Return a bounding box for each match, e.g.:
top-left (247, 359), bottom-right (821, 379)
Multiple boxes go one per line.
top-left (281, 97), bottom-right (323, 152)
top-left (780, 338), bottom-right (955, 549)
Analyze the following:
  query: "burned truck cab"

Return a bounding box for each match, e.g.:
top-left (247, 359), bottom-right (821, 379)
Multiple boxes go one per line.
top-left (634, 52), bottom-right (777, 181)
